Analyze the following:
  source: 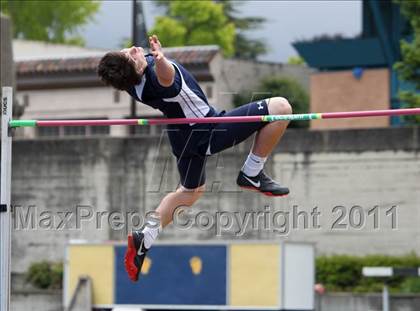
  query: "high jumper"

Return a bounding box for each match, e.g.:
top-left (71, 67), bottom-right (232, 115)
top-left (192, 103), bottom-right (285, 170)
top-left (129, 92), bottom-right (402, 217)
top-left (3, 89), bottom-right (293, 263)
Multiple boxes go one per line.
top-left (97, 35), bottom-right (292, 282)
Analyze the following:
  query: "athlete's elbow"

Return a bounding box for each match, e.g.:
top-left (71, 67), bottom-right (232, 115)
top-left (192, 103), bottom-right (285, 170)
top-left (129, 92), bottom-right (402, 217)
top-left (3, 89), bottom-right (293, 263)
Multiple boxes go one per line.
top-left (157, 76), bottom-right (174, 87)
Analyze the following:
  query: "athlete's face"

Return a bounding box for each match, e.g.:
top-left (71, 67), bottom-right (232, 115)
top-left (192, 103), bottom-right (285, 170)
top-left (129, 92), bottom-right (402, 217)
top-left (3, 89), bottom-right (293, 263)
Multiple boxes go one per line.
top-left (120, 46), bottom-right (147, 76)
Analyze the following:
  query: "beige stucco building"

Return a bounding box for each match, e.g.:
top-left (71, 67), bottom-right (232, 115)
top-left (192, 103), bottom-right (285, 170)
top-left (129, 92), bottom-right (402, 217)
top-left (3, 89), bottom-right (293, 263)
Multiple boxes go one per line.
top-left (310, 68), bottom-right (390, 129)
top-left (13, 40), bottom-right (310, 138)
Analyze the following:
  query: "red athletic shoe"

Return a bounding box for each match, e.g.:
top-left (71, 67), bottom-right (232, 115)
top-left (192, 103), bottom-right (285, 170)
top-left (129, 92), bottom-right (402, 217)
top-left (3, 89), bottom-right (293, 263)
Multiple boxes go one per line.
top-left (124, 231), bottom-right (148, 282)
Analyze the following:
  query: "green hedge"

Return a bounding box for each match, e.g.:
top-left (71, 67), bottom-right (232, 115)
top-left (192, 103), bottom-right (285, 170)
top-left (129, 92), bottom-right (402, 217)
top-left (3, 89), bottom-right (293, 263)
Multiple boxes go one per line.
top-left (316, 253), bottom-right (420, 293)
top-left (26, 261), bottom-right (63, 289)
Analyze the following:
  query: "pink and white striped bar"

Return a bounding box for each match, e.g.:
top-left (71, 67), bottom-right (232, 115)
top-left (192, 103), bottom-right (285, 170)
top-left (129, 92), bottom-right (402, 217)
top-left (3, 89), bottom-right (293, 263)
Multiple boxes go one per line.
top-left (9, 108), bottom-right (420, 127)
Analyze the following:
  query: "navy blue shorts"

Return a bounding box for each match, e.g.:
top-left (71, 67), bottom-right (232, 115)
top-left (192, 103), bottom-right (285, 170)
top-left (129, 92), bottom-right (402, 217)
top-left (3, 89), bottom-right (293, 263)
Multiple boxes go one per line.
top-left (168, 100), bottom-right (270, 189)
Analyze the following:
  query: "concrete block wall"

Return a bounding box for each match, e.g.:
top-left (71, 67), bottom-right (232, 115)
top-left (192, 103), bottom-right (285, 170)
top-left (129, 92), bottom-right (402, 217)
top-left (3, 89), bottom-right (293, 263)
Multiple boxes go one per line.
top-left (9, 127), bottom-right (420, 275)
top-left (316, 293), bottom-right (420, 311)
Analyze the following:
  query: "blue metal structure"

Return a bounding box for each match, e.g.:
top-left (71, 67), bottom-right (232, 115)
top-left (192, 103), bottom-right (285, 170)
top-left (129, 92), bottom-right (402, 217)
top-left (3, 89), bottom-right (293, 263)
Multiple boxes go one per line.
top-left (293, 0), bottom-right (413, 126)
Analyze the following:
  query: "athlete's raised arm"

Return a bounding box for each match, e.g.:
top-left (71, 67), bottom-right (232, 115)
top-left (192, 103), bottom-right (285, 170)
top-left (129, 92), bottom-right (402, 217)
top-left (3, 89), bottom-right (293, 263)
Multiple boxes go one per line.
top-left (149, 35), bottom-right (175, 87)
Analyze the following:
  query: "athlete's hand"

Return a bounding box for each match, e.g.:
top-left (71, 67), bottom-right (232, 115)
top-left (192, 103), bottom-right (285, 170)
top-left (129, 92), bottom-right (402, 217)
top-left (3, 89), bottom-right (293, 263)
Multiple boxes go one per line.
top-left (149, 34), bottom-right (174, 86)
top-left (149, 35), bottom-right (164, 61)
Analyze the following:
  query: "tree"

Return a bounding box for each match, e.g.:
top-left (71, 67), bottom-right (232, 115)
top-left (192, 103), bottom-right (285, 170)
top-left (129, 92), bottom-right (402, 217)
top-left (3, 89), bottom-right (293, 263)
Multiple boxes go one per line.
top-left (233, 77), bottom-right (309, 128)
top-left (153, 0), bottom-right (267, 59)
top-left (149, 1), bottom-right (235, 57)
top-left (394, 0), bottom-right (420, 124)
top-left (216, 0), bottom-right (267, 59)
top-left (0, 0), bottom-right (100, 46)
top-left (287, 56), bottom-right (305, 65)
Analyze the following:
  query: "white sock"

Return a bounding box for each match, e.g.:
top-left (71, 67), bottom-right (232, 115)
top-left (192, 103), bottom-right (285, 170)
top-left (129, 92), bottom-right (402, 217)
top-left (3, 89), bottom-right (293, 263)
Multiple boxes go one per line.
top-left (241, 152), bottom-right (267, 177)
top-left (142, 219), bottom-right (161, 249)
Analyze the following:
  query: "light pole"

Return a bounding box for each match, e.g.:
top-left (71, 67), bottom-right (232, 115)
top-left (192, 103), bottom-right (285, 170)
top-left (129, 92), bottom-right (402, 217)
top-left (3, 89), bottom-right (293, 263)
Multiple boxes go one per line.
top-left (130, 0), bottom-right (148, 134)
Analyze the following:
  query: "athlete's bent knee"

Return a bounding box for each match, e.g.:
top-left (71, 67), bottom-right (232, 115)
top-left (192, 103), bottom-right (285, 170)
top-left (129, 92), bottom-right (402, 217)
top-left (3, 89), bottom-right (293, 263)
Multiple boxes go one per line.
top-left (268, 97), bottom-right (292, 115)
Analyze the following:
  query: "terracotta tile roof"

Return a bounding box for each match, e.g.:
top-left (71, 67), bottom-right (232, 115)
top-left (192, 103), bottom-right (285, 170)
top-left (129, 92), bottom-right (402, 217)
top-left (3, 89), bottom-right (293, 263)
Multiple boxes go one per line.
top-left (164, 45), bottom-right (219, 65)
top-left (16, 56), bottom-right (100, 74)
top-left (15, 45), bottom-right (219, 75)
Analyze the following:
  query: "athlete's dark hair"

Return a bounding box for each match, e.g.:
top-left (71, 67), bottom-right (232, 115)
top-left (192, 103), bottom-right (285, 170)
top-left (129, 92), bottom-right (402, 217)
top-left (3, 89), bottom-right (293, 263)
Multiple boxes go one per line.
top-left (97, 52), bottom-right (142, 91)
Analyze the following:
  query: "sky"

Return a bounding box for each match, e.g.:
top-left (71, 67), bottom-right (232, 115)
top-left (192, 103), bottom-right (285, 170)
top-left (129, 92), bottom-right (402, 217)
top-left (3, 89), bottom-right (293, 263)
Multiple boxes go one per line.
top-left (81, 0), bottom-right (362, 62)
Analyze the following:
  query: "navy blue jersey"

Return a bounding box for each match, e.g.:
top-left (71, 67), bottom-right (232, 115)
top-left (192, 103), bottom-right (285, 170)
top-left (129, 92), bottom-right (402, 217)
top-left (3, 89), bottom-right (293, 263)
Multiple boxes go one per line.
top-left (124, 55), bottom-right (273, 189)
top-left (127, 54), bottom-right (217, 120)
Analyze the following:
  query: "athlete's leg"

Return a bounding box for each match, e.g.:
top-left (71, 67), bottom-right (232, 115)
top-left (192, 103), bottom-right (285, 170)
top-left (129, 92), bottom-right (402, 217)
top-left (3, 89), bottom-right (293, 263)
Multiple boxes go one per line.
top-left (156, 184), bottom-right (205, 227)
top-left (251, 97), bottom-right (292, 157)
top-left (207, 97), bottom-right (291, 156)
top-left (208, 98), bottom-right (291, 196)
top-left (238, 97), bottom-right (291, 196)
top-left (125, 155), bottom-right (207, 281)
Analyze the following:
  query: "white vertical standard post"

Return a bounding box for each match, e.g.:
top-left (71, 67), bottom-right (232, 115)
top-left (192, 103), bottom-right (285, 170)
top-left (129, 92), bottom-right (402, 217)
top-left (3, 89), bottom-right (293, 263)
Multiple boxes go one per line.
top-left (382, 284), bottom-right (389, 311)
top-left (1, 87), bottom-right (13, 311)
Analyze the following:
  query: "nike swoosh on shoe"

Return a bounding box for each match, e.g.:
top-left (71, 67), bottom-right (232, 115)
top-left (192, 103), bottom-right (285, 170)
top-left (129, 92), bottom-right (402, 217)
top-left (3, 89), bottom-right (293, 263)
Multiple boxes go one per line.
top-left (243, 175), bottom-right (261, 188)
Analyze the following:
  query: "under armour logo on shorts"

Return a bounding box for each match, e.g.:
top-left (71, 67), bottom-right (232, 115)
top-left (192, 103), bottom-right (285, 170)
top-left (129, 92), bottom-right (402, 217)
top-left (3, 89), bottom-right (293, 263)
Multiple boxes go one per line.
top-left (256, 101), bottom-right (264, 110)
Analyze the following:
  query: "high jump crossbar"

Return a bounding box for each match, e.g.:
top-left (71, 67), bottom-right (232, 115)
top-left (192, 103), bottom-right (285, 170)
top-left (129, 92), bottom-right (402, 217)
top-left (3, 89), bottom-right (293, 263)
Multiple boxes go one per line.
top-left (8, 108), bottom-right (420, 127)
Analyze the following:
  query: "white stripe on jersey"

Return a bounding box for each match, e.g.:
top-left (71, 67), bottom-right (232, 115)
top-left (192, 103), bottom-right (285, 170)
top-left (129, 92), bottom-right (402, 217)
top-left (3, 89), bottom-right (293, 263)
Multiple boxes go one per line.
top-left (162, 63), bottom-right (210, 119)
